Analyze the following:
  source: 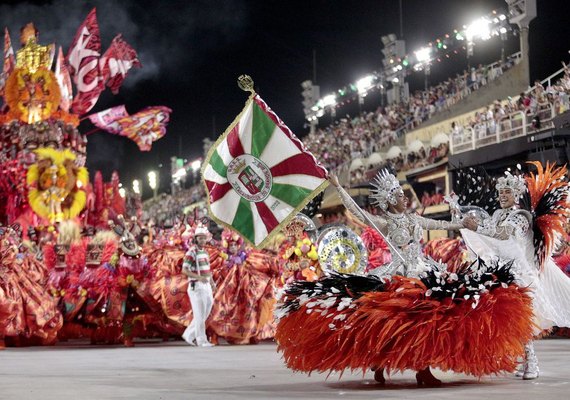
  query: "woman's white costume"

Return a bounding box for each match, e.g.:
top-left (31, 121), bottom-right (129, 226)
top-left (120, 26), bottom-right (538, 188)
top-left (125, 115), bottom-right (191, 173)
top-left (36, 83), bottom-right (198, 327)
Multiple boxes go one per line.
top-left (462, 209), bottom-right (570, 332)
top-left (456, 166), bottom-right (570, 380)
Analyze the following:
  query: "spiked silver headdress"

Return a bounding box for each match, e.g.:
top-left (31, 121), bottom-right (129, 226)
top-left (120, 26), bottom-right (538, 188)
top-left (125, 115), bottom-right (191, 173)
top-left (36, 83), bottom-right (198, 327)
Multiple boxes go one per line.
top-left (370, 170), bottom-right (402, 211)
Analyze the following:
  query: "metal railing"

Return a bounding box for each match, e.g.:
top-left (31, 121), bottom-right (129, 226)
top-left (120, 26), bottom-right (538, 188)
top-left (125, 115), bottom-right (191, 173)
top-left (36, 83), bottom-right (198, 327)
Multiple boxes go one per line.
top-left (450, 103), bottom-right (556, 154)
top-left (538, 64), bottom-right (567, 89)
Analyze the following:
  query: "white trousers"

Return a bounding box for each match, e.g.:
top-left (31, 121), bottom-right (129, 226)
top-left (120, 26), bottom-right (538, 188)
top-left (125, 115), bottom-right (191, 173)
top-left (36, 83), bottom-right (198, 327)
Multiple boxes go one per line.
top-left (182, 281), bottom-right (213, 345)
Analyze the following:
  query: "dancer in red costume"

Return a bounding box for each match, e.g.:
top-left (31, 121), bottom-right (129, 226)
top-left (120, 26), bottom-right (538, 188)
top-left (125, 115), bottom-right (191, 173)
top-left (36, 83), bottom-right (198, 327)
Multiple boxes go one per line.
top-left (0, 225), bottom-right (62, 348)
top-left (43, 221), bottom-right (87, 325)
top-left (73, 229), bottom-right (121, 343)
top-left (208, 228), bottom-right (279, 344)
top-left (109, 216), bottom-right (154, 346)
top-left (143, 223), bottom-right (190, 332)
top-left (278, 216), bottom-right (322, 284)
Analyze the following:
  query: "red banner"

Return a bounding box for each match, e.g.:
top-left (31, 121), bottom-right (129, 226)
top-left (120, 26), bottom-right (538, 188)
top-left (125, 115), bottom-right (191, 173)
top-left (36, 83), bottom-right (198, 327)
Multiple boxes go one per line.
top-left (66, 8), bottom-right (104, 115)
top-left (100, 34), bottom-right (141, 94)
top-left (0, 28), bottom-right (15, 95)
top-left (55, 47), bottom-right (73, 112)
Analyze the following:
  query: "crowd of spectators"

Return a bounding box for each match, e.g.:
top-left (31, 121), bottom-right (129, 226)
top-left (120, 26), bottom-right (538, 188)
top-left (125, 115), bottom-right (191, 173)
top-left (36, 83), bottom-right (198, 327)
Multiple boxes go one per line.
top-left (450, 63), bottom-right (570, 150)
top-left (142, 184), bottom-right (205, 227)
top-left (303, 55), bottom-right (520, 172)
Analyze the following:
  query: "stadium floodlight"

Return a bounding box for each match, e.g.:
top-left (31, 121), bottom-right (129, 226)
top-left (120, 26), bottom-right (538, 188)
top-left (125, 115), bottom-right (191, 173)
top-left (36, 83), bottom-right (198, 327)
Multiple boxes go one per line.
top-left (356, 75), bottom-right (375, 94)
top-left (466, 17), bottom-right (491, 42)
top-left (148, 170), bottom-right (158, 198)
top-left (191, 159), bottom-right (201, 172)
top-left (322, 94), bottom-right (336, 107)
top-left (172, 168), bottom-right (187, 180)
top-left (414, 47), bottom-right (431, 63)
top-left (132, 179), bottom-right (141, 195)
top-left (148, 171), bottom-right (157, 188)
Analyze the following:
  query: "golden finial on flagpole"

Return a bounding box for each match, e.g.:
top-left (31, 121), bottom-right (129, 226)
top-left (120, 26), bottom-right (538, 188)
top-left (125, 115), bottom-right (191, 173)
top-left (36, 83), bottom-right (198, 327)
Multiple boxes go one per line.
top-left (237, 75), bottom-right (255, 93)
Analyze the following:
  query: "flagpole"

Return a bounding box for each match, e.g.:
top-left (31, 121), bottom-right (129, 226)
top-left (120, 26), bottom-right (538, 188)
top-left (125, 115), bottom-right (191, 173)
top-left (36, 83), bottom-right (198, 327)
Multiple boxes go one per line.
top-left (84, 128), bottom-right (101, 136)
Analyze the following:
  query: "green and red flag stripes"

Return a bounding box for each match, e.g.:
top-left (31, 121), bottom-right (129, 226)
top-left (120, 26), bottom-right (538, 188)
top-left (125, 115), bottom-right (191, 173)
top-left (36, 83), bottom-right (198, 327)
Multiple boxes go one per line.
top-left (202, 93), bottom-right (328, 248)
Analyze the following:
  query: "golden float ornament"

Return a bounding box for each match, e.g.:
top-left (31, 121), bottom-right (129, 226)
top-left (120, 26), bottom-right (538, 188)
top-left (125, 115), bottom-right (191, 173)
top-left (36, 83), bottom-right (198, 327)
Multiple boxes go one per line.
top-left (3, 23), bottom-right (62, 124)
top-left (26, 148), bottom-right (89, 223)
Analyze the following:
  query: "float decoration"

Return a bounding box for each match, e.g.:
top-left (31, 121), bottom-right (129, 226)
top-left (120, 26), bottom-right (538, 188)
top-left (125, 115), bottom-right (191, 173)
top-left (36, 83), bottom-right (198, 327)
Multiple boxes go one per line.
top-left (26, 148), bottom-right (88, 223)
top-left (0, 8), bottom-right (169, 226)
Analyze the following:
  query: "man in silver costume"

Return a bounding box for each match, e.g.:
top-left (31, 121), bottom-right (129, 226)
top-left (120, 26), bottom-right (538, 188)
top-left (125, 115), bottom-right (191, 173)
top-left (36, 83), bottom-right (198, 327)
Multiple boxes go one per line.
top-left (462, 171), bottom-right (566, 380)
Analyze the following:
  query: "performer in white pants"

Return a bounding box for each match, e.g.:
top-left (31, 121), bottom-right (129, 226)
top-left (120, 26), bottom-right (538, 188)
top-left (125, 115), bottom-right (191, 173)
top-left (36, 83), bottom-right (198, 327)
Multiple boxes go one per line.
top-left (181, 224), bottom-right (215, 347)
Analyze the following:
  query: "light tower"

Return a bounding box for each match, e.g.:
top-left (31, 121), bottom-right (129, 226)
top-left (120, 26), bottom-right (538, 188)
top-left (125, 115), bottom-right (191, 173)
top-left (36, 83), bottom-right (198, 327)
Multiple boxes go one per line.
top-left (382, 34), bottom-right (407, 104)
top-left (505, 0), bottom-right (537, 86)
top-left (301, 80), bottom-right (320, 133)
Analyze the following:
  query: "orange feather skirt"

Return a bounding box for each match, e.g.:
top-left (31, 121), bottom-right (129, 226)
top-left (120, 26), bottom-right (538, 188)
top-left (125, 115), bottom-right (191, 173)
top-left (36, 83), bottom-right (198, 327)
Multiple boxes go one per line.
top-left (276, 273), bottom-right (535, 377)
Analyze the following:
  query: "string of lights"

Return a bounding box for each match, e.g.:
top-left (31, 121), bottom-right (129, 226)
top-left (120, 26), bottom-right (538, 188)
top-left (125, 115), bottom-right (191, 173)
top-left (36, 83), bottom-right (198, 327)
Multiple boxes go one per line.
top-left (306, 9), bottom-right (516, 121)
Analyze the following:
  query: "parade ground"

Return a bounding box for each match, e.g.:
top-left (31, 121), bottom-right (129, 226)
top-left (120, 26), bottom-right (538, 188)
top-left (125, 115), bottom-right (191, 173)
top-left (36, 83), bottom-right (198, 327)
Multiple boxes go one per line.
top-left (1, 339), bottom-right (569, 400)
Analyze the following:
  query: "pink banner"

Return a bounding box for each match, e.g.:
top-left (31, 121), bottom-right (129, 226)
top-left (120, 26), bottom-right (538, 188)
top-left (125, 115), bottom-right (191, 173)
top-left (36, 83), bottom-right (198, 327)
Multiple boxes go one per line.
top-left (87, 106), bottom-right (171, 151)
top-left (117, 106), bottom-right (172, 151)
top-left (87, 105), bottom-right (129, 134)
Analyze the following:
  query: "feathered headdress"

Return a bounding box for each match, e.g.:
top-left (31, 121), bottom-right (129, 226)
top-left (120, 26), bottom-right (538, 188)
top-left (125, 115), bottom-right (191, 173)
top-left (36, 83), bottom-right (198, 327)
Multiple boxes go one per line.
top-left (283, 213), bottom-right (316, 240)
top-left (109, 215), bottom-right (141, 257)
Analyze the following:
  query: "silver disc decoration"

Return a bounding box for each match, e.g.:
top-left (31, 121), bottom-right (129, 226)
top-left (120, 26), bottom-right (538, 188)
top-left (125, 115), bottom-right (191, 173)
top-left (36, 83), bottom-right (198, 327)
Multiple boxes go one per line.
top-left (317, 226), bottom-right (368, 275)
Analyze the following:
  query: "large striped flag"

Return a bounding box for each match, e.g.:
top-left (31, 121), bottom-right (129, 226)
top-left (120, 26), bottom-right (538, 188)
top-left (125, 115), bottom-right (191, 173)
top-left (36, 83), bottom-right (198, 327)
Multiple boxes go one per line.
top-left (202, 93), bottom-right (328, 248)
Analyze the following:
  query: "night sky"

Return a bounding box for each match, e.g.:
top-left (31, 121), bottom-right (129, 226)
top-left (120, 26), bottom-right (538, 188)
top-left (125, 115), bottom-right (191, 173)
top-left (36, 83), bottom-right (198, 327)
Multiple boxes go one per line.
top-left (0, 0), bottom-right (567, 198)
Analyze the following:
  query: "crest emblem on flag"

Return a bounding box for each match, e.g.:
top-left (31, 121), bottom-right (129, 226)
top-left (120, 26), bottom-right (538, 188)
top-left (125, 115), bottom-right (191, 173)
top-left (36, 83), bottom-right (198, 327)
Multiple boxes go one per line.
top-left (203, 80), bottom-right (328, 248)
top-left (227, 155), bottom-right (272, 202)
